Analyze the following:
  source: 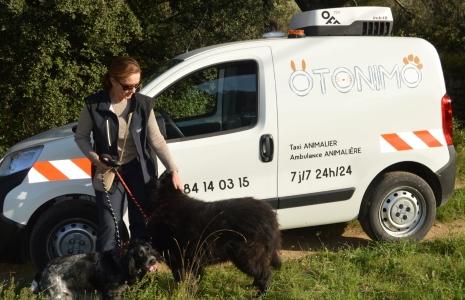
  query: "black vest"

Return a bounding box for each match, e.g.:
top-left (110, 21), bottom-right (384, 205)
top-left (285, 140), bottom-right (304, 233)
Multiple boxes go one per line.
top-left (85, 90), bottom-right (157, 183)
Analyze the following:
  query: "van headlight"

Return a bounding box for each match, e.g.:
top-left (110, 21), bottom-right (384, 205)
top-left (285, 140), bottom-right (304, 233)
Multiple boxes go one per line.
top-left (0, 146), bottom-right (43, 176)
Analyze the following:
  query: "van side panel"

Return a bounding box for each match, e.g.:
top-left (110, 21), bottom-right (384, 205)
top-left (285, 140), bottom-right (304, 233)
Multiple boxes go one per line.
top-left (272, 37), bottom-right (450, 229)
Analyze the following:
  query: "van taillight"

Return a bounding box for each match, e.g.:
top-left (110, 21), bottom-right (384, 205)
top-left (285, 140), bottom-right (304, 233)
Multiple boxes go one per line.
top-left (441, 94), bottom-right (453, 145)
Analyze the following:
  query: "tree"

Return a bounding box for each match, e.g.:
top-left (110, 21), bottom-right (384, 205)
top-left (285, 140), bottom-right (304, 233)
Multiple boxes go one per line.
top-left (390, 0), bottom-right (465, 75)
top-left (294, 0), bottom-right (348, 10)
top-left (0, 0), bottom-right (142, 154)
top-left (126, 0), bottom-right (292, 75)
top-left (0, 1), bottom-right (297, 155)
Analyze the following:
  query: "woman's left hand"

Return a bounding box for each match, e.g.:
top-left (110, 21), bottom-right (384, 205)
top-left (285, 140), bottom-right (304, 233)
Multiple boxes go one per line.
top-left (171, 171), bottom-right (183, 191)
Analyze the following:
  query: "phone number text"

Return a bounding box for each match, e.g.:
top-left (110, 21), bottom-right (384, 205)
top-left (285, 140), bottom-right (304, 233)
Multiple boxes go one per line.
top-left (184, 177), bottom-right (250, 194)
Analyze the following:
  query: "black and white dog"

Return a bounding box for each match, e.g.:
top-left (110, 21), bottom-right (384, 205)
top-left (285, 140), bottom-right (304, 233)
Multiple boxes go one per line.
top-left (31, 240), bottom-right (159, 299)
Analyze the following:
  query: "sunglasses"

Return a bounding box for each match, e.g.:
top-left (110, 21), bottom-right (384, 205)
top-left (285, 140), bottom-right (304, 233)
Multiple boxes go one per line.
top-left (116, 79), bottom-right (141, 92)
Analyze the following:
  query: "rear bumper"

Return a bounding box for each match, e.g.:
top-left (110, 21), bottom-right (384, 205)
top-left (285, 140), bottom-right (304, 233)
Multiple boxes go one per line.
top-left (0, 169), bottom-right (29, 262)
top-left (436, 145), bottom-right (456, 206)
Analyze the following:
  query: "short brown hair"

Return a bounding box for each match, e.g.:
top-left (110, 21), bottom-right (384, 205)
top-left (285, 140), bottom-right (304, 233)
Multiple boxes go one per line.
top-left (102, 56), bottom-right (141, 91)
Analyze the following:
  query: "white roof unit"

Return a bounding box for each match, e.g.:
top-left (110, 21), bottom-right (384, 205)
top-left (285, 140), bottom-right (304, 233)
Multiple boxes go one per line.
top-left (289, 6), bottom-right (393, 36)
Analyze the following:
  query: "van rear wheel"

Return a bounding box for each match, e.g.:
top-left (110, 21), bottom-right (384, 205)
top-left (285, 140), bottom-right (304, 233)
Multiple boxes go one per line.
top-left (29, 201), bottom-right (98, 269)
top-left (359, 171), bottom-right (436, 241)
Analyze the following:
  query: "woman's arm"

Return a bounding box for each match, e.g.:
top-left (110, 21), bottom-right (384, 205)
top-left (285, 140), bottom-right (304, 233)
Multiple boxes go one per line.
top-left (74, 106), bottom-right (104, 168)
top-left (147, 110), bottom-right (183, 189)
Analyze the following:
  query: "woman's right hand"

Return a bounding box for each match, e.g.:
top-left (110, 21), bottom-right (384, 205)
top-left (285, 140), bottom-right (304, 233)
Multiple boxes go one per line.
top-left (91, 155), bottom-right (111, 176)
top-left (99, 154), bottom-right (120, 168)
top-left (171, 171), bottom-right (183, 191)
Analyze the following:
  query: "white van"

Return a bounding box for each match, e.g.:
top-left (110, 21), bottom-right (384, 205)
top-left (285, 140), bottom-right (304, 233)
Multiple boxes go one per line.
top-left (0, 7), bottom-right (455, 267)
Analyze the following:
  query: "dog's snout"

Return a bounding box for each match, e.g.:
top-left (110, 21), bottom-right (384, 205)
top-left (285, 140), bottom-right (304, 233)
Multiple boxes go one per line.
top-left (148, 257), bottom-right (157, 265)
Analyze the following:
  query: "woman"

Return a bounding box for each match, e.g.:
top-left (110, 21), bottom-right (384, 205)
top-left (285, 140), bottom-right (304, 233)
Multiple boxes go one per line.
top-left (75, 56), bottom-right (182, 252)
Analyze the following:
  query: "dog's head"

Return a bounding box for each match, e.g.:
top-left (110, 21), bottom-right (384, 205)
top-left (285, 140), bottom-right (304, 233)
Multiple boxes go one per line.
top-left (148, 171), bottom-right (180, 200)
top-left (157, 171), bottom-right (176, 192)
top-left (146, 171), bottom-right (188, 216)
top-left (123, 240), bottom-right (160, 281)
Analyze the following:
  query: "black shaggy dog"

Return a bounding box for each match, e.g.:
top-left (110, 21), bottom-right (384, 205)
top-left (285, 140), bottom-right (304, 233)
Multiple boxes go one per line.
top-left (31, 240), bottom-right (159, 300)
top-left (147, 172), bottom-right (281, 294)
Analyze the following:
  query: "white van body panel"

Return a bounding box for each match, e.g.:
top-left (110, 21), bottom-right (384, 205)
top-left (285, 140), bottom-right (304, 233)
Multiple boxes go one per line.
top-left (3, 137), bottom-right (94, 224)
top-left (4, 177), bottom-right (93, 225)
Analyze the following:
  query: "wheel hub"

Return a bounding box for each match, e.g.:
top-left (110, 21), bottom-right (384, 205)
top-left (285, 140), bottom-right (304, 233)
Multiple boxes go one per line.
top-left (389, 197), bottom-right (417, 227)
top-left (380, 189), bottom-right (423, 236)
top-left (52, 222), bottom-right (96, 256)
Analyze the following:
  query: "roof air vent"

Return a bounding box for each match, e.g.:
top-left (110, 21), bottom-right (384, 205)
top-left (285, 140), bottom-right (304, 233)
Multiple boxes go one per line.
top-left (289, 7), bottom-right (393, 36)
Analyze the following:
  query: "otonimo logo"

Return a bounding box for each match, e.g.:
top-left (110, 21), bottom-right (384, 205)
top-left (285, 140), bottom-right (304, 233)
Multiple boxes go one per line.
top-left (289, 54), bottom-right (423, 96)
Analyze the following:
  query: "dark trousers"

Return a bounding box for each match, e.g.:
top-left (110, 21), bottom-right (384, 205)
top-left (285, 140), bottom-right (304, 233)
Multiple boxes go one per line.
top-left (95, 159), bottom-right (150, 252)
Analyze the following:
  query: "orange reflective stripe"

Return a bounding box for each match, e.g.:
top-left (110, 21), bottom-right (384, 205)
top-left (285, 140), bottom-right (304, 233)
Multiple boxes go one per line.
top-left (33, 161), bottom-right (68, 181)
top-left (71, 157), bottom-right (92, 176)
top-left (414, 130), bottom-right (442, 147)
top-left (382, 133), bottom-right (412, 151)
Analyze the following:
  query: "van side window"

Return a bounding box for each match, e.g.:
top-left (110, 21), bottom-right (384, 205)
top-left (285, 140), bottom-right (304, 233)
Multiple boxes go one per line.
top-left (154, 60), bottom-right (258, 139)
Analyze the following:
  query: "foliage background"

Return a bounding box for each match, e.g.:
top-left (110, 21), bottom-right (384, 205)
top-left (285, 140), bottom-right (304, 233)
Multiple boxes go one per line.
top-left (0, 0), bottom-right (463, 155)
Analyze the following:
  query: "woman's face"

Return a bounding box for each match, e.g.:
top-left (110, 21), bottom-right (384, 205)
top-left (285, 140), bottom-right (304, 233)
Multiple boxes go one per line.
top-left (110, 72), bottom-right (141, 100)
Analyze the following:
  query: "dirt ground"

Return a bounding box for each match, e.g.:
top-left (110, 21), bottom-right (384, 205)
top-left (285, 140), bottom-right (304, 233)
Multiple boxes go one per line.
top-left (1, 220), bottom-right (464, 284)
top-left (280, 219), bottom-right (465, 260)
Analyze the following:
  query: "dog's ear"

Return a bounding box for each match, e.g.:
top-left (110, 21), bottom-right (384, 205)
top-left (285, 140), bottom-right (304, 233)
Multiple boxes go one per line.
top-left (154, 249), bottom-right (164, 262)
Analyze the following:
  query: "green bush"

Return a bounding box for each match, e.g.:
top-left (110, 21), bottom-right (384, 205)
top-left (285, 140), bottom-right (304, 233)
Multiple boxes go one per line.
top-left (0, 0), bottom-right (142, 155)
top-left (454, 122), bottom-right (465, 183)
top-left (155, 87), bottom-right (215, 120)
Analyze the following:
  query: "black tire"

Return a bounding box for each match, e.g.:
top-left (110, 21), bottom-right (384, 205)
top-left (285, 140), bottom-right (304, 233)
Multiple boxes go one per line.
top-left (29, 200), bottom-right (131, 269)
top-left (359, 171), bottom-right (436, 241)
top-left (29, 201), bottom-right (98, 269)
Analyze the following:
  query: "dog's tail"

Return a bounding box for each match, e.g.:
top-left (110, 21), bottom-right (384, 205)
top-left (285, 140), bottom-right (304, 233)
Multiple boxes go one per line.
top-left (271, 250), bottom-right (281, 270)
top-left (30, 272), bottom-right (41, 294)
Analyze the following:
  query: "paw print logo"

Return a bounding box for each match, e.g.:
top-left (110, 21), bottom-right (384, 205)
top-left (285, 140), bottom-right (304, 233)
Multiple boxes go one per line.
top-left (289, 59), bottom-right (313, 96)
top-left (403, 54), bottom-right (423, 70)
top-left (401, 54), bottom-right (423, 88)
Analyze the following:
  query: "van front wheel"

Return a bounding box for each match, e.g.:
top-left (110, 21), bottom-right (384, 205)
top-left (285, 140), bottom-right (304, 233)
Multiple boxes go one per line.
top-left (359, 171), bottom-right (436, 241)
top-left (29, 201), bottom-right (98, 269)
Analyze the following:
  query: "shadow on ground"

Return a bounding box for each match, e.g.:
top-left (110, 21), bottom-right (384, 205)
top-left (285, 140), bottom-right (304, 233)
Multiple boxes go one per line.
top-left (0, 263), bottom-right (35, 284)
top-left (281, 222), bottom-right (371, 252)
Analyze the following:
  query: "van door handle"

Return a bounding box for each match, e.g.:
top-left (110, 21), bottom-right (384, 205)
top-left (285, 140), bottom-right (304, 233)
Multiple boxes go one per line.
top-left (259, 134), bottom-right (274, 162)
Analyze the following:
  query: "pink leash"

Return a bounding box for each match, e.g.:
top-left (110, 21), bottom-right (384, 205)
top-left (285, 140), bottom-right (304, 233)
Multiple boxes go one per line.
top-left (114, 170), bottom-right (150, 223)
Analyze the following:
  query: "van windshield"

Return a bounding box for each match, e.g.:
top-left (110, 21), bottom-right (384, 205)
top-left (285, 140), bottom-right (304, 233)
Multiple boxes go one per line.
top-left (142, 58), bottom-right (183, 86)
